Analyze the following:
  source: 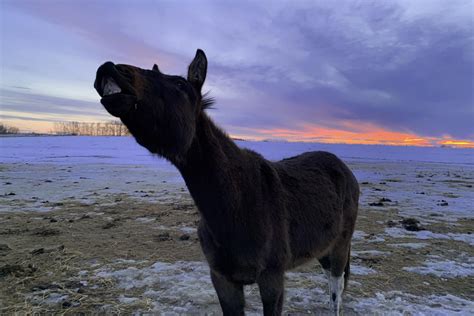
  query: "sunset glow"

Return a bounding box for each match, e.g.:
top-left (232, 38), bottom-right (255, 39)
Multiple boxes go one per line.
top-left (3, 116), bottom-right (473, 149)
top-left (232, 123), bottom-right (474, 148)
top-left (439, 140), bottom-right (474, 149)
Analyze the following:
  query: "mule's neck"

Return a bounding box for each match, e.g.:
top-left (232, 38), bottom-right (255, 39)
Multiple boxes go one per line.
top-left (172, 112), bottom-right (244, 218)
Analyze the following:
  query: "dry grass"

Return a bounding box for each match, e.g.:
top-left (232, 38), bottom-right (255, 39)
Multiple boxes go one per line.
top-left (0, 194), bottom-right (473, 314)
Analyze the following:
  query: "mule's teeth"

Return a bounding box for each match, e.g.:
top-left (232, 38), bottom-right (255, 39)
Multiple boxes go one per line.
top-left (102, 77), bottom-right (121, 96)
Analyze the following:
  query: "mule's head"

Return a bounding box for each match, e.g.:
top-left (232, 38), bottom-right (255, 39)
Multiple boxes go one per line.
top-left (94, 49), bottom-right (208, 159)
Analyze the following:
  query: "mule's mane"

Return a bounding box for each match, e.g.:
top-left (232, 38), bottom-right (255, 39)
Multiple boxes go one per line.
top-left (201, 92), bottom-right (215, 110)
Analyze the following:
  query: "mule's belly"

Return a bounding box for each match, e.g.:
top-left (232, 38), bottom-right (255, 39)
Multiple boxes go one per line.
top-left (287, 241), bottom-right (334, 269)
top-left (213, 263), bottom-right (259, 285)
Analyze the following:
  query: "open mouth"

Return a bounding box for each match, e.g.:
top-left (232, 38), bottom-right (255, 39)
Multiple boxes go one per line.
top-left (102, 77), bottom-right (122, 96)
top-left (94, 62), bottom-right (138, 117)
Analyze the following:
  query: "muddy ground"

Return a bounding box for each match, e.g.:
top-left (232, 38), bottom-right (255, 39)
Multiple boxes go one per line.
top-left (0, 161), bottom-right (473, 314)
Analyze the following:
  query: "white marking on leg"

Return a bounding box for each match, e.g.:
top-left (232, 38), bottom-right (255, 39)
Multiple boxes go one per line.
top-left (329, 272), bottom-right (344, 315)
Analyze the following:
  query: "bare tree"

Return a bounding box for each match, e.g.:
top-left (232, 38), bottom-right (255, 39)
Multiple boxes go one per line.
top-left (53, 121), bottom-right (130, 136)
top-left (0, 123), bottom-right (20, 134)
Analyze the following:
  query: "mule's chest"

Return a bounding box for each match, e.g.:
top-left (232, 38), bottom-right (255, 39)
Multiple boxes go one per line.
top-left (197, 223), bottom-right (266, 284)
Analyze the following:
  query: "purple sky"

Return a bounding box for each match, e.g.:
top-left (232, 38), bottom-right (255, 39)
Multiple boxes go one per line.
top-left (1, 0), bottom-right (473, 146)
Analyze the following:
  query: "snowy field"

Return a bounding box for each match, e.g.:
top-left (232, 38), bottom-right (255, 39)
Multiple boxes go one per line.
top-left (0, 136), bottom-right (473, 315)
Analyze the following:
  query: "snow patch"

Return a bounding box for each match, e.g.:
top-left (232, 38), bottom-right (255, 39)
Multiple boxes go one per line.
top-left (350, 291), bottom-right (474, 315)
top-left (92, 260), bottom-right (472, 314)
top-left (178, 226), bottom-right (197, 234)
top-left (384, 227), bottom-right (474, 246)
top-left (352, 250), bottom-right (389, 256)
top-left (388, 243), bottom-right (429, 249)
top-left (118, 295), bottom-right (139, 304)
top-left (403, 259), bottom-right (474, 278)
top-left (135, 217), bottom-right (155, 223)
top-left (351, 265), bottom-right (377, 275)
top-left (94, 261), bottom-right (221, 313)
top-left (352, 230), bottom-right (368, 241)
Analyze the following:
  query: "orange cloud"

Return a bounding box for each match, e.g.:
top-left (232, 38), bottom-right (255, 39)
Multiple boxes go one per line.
top-left (232, 122), bottom-right (474, 148)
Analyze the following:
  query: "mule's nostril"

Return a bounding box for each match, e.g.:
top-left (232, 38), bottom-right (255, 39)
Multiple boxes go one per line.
top-left (102, 77), bottom-right (122, 96)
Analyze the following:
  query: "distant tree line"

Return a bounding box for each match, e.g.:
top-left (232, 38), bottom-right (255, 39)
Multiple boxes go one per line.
top-left (53, 121), bottom-right (130, 136)
top-left (0, 123), bottom-right (20, 134)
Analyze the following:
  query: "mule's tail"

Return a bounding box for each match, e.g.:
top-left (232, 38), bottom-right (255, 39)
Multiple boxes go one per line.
top-left (343, 245), bottom-right (351, 290)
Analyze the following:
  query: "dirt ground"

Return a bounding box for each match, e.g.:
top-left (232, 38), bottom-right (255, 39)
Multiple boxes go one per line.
top-left (0, 161), bottom-right (473, 314)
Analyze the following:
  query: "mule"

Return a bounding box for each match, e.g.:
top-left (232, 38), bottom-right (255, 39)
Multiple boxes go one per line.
top-left (94, 49), bottom-right (359, 315)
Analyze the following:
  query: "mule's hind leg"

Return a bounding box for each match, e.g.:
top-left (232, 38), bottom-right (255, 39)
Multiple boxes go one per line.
top-left (257, 269), bottom-right (284, 316)
top-left (210, 270), bottom-right (245, 316)
top-left (318, 255), bottom-right (331, 281)
top-left (319, 254), bottom-right (343, 315)
top-left (343, 245), bottom-right (351, 290)
top-left (328, 242), bottom-right (351, 315)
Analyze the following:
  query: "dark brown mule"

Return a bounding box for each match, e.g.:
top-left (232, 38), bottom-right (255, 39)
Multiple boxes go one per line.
top-left (94, 49), bottom-right (359, 315)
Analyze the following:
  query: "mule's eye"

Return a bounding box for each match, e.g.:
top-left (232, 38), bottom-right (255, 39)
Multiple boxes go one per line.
top-left (177, 80), bottom-right (186, 89)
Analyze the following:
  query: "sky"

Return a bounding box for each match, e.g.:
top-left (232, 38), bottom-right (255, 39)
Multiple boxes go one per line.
top-left (0, 0), bottom-right (473, 147)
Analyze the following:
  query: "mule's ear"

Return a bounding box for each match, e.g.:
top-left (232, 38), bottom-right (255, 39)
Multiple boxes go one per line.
top-left (187, 49), bottom-right (207, 90)
top-left (152, 64), bottom-right (159, 72)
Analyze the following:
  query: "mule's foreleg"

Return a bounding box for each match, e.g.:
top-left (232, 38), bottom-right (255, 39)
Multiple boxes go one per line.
top-left (211, 270), bottom-right (245, 316)
top-left (257, 269), bottom-right (284, 316)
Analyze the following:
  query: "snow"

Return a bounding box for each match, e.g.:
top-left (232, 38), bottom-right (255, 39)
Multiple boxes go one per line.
top-left (352, 250), bottom-right (389, 256)
top-left (350, 292), bottom-right (474, 316)
top-left (94, 260), bottom-right (334, 313)
top-left (0, 162), bottom-right (187, 212)
top-left (352, 230), bottom-right (368, 241)
top-left (95, 261), bottom-right (221, 313)
top-left (2, 136), bottom-right (474, 313)
top-left (237, 140), bottom-right (474, 165)
top-left (384, 227), bottom-right (474, 246)
top-left (27, 292), bottom-right (69, 305)
top-left (352, 230), bottom-right (386, 243)
top-left (92, 260), bottom-right (473, 315)
top-left (388, 243), bottom-right (429, 249)
top-left (118, 295), bottom-right (139, 304)
top-left (2, 136), bottom-right (473, 219)
top-left (403, 260), bottom-right (474, 278)
top-left (403, 254), bottom-right (474, 278)
top-left (178, 226), bottom-right (197, 234)
top-left (135, 217), bottom-right (155, 223)
top-left (2, 136), bottom-right (472, 165)
top-left (0, 136), bottom-right (165, 166)
top-left (350, 265), bottom-right (377, 275)
top-left (43, 293), bottom-right (69, 305)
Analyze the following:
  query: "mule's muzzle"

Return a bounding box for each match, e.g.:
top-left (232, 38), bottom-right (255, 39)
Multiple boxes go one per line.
top-left (94, 62), bottom-right (138, 117)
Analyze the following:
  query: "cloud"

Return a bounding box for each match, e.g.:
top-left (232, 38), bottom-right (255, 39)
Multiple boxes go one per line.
top-left (0, 114), bottom-right (61, 123)
top-left (0, 88), bottom-right (109, 120)
top-left (1, 0), bottom-right (473, 143)
top-left (207, 1), bottom-right (474, 140)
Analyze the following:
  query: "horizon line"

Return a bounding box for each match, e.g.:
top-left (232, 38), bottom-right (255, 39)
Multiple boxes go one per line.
top-left (2, 131), bottom-right (473, 149)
